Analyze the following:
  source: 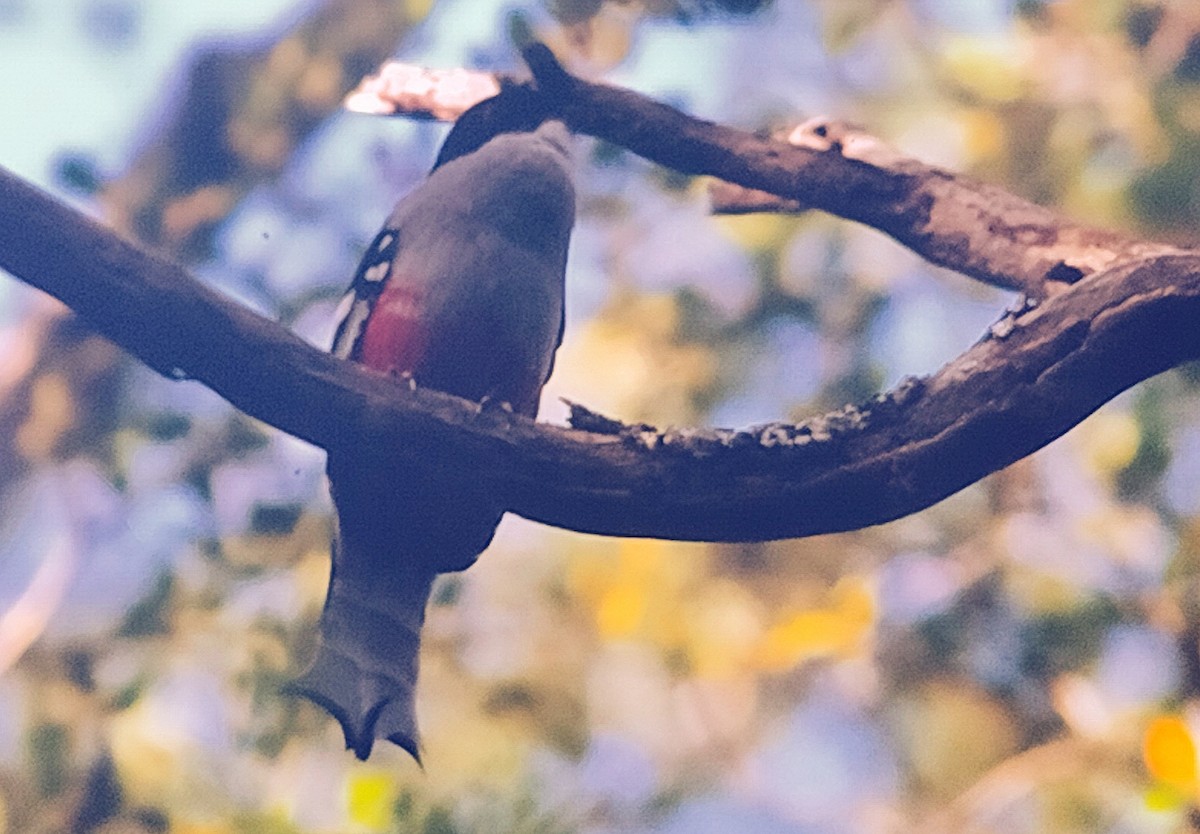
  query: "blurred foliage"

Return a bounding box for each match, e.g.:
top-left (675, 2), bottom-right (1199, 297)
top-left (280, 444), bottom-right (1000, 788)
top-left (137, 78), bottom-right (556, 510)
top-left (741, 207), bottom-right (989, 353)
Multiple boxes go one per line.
top-left (101, 0), bottom-right (436, 259)
top-left (4, 0), bottom-right (1200, 833)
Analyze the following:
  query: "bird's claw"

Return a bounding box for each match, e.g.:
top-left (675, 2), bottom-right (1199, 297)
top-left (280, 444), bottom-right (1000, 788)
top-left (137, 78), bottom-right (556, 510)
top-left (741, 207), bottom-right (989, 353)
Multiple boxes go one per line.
top-left (390, 370), bottom-right (418, 391)
top-left (476, 395), bottom-right (515, 416)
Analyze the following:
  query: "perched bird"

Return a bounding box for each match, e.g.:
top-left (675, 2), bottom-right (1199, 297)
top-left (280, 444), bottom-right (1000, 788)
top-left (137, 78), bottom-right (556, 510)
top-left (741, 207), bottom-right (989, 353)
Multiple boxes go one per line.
top-left (290, 119), bottom-right (575, 761)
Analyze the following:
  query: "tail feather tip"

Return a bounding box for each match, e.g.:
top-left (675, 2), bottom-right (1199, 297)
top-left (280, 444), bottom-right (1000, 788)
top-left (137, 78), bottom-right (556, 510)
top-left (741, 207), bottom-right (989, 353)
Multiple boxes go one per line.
top-left (284, 666), bottom-right (420, 763)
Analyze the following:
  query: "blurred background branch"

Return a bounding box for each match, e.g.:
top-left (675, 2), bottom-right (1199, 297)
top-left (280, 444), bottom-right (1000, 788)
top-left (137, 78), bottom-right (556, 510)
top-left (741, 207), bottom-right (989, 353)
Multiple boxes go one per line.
top-left (0, 0), bottom-right (430, 509)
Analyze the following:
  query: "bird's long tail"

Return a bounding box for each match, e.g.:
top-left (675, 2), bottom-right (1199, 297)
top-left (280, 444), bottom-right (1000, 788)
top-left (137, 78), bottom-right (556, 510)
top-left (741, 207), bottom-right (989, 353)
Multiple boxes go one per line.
top-left (288, 457), bottom-right (501, 761)
top-left (288, 532), bottom-right (433, 761)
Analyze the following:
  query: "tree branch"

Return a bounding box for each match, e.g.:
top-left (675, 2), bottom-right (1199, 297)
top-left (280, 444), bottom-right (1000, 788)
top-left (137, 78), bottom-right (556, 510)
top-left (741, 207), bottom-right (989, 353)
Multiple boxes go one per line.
top-left (520, 43), bottom-right (1187, 299)
top-left (2, 159), bottom-right (1198, 541)
top-left (349, 47), bottom-right (1181, 298)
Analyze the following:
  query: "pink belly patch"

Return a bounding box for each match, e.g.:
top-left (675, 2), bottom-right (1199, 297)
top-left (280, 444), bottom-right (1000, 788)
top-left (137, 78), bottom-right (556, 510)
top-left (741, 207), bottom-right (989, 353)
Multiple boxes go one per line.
top-left (359, 284), bottom-right (427, 375)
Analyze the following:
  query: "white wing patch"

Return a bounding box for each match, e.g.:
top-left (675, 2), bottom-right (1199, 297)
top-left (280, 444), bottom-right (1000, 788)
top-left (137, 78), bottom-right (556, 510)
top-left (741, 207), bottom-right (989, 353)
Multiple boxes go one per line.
top-left (331, 226), bottom-right (401, 360)
top-left (363, 261), bottom-right (390, 283)
top-left (332, 294), bottom-right (373, 359)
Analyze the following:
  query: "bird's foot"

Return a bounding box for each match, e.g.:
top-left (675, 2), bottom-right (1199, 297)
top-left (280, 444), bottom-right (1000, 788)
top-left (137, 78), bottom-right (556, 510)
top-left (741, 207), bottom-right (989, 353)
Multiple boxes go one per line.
top-left (390, 370), bottom-right (418, 391)
top-left (476, 395), bottom-right (515, 416)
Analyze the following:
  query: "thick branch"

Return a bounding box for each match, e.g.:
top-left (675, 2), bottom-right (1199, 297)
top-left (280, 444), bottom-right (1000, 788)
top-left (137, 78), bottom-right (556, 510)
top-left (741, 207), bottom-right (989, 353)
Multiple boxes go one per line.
top-left (2, 165), bottom-right (1198, 541)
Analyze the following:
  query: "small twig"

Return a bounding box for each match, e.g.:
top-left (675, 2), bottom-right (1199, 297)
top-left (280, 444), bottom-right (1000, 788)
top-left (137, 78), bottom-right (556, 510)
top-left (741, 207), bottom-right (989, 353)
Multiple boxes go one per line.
top-left (707, 179), bottom-right (807, 214)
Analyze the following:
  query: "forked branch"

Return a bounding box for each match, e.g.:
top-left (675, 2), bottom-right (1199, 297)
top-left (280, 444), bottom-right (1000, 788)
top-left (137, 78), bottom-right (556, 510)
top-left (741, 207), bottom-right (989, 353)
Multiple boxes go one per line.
top-left (0, 48), bottom-right (1197, 542)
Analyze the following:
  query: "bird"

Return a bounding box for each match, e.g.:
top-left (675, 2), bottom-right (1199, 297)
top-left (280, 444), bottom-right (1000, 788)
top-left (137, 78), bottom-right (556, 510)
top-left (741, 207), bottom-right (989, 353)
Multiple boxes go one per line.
top-left (289, 119), bottom-right (575, 761)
